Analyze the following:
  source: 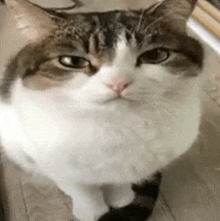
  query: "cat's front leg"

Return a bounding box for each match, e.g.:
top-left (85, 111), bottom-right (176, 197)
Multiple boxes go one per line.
top-left (99, 172), bottom-right (162, 221)
top-left (55, 180), bottom-right (109, 221)
top-left (102, 183), bottom-right (135, 208)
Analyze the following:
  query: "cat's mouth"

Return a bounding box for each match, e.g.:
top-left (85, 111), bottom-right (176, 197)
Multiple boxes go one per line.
top-left (105, 96), bottom-right (123, 102)
top-left (97, 95), bottom-right (135, 105)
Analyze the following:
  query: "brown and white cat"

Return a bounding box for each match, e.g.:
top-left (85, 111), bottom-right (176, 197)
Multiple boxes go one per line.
top-left (1, 0), bottom-right (203, 220)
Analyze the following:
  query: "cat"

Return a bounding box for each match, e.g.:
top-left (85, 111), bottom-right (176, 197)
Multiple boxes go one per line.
top-left (1, 0), bottom-right (203, 220)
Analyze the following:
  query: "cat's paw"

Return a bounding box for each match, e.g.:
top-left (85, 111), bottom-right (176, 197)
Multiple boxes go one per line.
top-left (73, 205), bottom-right (109, 221)
top-left (102, 184), bottom-right (135, 209)
top-left (108, 193), bottom-right (135, 209)
top-left (98, 172), bottom-right (162, 221)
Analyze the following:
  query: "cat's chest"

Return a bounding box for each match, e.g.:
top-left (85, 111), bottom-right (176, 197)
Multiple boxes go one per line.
top-left (0, 90), bottom-right (200, 183)
top-left (17, 98), bottom-right (158, 149)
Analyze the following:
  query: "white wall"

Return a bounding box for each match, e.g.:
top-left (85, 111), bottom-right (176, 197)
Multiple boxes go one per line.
top-left (30, 0), bottom-right (157, 10)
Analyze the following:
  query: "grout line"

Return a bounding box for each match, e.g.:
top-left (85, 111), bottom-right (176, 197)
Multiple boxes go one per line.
top-left (202, 88), bottom-right (220, 111)
top-left (19, 181), bottom-right (30, 221)
top-left (0, 157), bottom-right (10, 221)
top-left (160, 192), bottom-right (177, 221)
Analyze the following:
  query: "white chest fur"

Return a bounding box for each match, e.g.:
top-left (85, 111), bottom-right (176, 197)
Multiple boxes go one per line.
top-left (0, 80), bottom-right (201, 184)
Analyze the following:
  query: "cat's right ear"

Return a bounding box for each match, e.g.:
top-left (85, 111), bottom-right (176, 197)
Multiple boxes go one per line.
top-left (5, 0), bottom-right (58, 41)
top-left (148, 0), bottom-right (198, 32)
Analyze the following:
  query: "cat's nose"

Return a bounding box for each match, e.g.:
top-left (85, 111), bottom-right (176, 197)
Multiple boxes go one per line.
top-left (107, 77), bottom-right (132, 95)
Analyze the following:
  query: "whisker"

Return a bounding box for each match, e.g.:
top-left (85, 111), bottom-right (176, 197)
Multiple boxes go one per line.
top-left (136, 9), bottom-right (145, 32)
top-left (144, 1), bottom-right (187, 31)
top-left (146, 1), bottom-right (163, 14)
top-left (125, 94), bottom-right (179, 119)
top-left (137, 7), bottom-right (187, 48)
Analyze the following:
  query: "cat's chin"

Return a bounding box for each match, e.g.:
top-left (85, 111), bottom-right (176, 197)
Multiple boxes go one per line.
top-left (94, 96), bottom-right (137, 106)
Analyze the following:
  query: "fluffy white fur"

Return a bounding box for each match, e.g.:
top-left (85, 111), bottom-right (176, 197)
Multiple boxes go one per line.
top-left (0, 39), bottom-right (201, 221)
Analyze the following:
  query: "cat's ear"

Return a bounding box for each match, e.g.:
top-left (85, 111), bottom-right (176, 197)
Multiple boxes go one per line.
top-left (151, 0), bottom-right (198, 32)
top-left (5, 0), bottom-right (58, 41)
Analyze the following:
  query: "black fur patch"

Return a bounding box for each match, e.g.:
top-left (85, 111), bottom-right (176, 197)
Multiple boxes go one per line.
top-left (132, 172), bottom-right (162, 198)
top-left (98, 172), bottom-right (162, 221)
top-left (99, 206), bottom-right (152, 221)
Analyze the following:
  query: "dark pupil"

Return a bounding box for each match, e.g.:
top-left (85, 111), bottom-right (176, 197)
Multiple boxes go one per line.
top-left (71, 57), bottom-right (81, 65)
top-left (59, 56), bottom-right (88, 68)
top-left (150, 49), bottom-right (163, 60)
top-left (138, 48), bottom-right (169, 65)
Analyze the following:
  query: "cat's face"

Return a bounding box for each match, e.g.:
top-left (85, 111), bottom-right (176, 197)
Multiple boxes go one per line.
top-left (3, 0), bottom-right (203, 105)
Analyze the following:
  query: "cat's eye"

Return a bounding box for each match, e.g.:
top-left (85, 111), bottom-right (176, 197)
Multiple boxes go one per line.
top-left (137, 48), bottom-right (170, 65)
top-left (59, 56), bottom-right (90, 69)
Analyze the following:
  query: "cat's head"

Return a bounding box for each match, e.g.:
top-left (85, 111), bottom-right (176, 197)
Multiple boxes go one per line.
top-left (3, 0), bottom-right (203, 105)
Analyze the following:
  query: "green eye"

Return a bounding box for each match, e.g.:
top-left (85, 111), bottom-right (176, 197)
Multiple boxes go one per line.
top-left (137, 48), bottom-right (170, 65)
top-left (59, 56), bottom-right (90, 69)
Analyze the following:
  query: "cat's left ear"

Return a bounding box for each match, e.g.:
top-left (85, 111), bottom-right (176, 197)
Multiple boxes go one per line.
top-left (151, 0), bottom-right (198, 32)
top-left (5, 0), bottom-right (58, 41)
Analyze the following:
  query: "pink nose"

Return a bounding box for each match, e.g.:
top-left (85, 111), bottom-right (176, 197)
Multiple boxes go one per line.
top-left (107, 77), bottom-right (132, 95)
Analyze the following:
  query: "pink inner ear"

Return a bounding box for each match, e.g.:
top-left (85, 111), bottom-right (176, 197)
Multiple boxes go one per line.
top-left (8, 0), bottom-right (57, 40)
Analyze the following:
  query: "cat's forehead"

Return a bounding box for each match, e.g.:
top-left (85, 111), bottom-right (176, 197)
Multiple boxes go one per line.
top-left (24, 8), bottom-right (202, 69)
top-left (47, 10), bottom-right (168, 59)
top-left (60, 10), bottom-right (147, 47)
top-left (68, 10), bottom-right (145, 30)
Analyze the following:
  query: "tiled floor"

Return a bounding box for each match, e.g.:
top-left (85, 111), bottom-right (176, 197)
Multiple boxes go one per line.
top-left (1, 1), bottom-right (220, 221)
